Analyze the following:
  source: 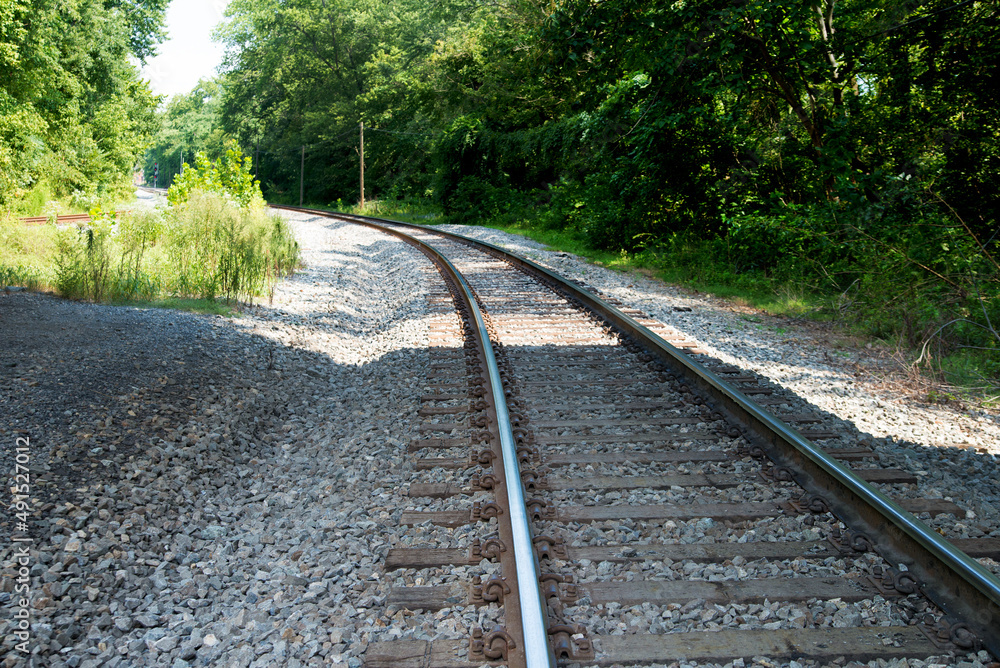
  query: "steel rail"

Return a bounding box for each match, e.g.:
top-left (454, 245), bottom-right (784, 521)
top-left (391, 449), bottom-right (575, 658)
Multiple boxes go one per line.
top-left (283, 206), bottom-right (1000, 657)
top-left (272, 205), bottom-right (556, 667)
top-left (477, 286), bottom-right (556, 668)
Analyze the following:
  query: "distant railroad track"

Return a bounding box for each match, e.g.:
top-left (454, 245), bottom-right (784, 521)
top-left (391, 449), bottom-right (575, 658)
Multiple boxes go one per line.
top-left (266, 204), bottom-right (1000, 667)
top-left (18, 211), bottom-right (131, 225)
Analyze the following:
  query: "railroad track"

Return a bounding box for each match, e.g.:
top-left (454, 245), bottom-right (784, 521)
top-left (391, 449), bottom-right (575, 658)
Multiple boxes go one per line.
top-left (276, 204), bottom-right (1000, 667)
top-left (17, 211), bottom-right (132, 225)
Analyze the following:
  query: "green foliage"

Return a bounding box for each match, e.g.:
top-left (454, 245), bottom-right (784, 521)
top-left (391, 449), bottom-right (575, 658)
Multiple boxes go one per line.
top-left (0, 0), bottom-right (164, 210)
top-left (165, 191), bottom-right (298, 301)
top-left (56, 209), bottom-right (161, 302)
top-left (0, 264), bottom-right (44, 291)
top-left (200, 0), bottom-right (998, 388)
top-left (167, 143), bottom-right (265, 209)
top-left (106, 0), bottom-right (169, 61)
top-left (144, 79), bottom-right (229, 189)
top-left (347, 194), bottom-right (441, 223)
top-left (56, 216), bottom-right (115, 302)
top-left (50, 193), bottom-right (298, 304)
top-left (0, 212), bottom-right (60, 288)
top-left (127, 297), bottom-right (236, 317)
top-left (116, 206), bottom-right (165, 296)
top-left (215, 0), bottom-right (509, 205)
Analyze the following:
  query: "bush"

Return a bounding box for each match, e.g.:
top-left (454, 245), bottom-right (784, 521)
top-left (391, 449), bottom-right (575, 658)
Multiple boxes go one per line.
top-left (168, 142), bottom-right (264, 209)
top-left (56, 214), bottom-right (113, 301)
top-left (55, 208), bottom-right (161, 302)
top-left (52, 193), bottom-right (298, 304)
top-left (166, 191), bottom-right (298, 301)
top-left (49, 137), bottom-right (297, 305)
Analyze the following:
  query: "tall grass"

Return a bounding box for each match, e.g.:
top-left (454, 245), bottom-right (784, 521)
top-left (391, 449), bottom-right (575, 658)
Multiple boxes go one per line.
top-left (166, 191), bottom-right (299, 301)
top-left (0, 213), bottom-right (59, 289)
top-left (51, 190), bottom-right (299, 304)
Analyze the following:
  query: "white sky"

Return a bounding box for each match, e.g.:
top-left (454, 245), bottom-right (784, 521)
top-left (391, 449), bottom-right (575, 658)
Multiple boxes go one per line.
top-left (140, 0), bottom-right (231, 99)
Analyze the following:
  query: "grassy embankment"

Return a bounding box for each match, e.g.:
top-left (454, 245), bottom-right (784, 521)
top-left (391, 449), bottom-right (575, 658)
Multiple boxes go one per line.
top-left (0, 180), bottom-right (130, 292)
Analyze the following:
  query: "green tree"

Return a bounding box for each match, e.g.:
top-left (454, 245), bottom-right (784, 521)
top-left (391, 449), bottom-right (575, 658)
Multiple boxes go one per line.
top-left (145, 78), bottom-right (229, 188)
top-left (168, 142), bottom-right (265, 209)
top-left (215, 0), bottom-right (475, 204)
top-left (0, 0), bottom-right (165, 210)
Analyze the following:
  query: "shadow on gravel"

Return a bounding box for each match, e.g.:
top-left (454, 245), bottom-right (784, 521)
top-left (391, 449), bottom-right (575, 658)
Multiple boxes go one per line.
top-left (0, 290), bottom-right (412, 539)
top-left (0, 289), bottom-right (427, 664)
top-left (749, 385), bottom-right (1000, 569)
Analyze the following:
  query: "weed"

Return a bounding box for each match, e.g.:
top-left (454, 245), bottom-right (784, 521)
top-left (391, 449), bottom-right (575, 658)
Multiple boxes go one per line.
top-left (127, 297), bottom-right (236, 317)
top-left (45, 190), bottom-right (298, 306)
top-left (55, 217), bottom-right (115, 301)
top-left (166, 191), bottom-right (298, 302)
top-left (0, 265), bottom-right (43, 291)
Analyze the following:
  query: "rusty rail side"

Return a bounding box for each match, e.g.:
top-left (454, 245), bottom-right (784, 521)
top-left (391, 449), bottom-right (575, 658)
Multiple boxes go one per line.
top-left (18, 212), bottom-right (132, 225)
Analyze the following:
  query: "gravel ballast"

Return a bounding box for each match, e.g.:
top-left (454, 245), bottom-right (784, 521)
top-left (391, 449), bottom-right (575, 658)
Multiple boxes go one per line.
top-left (0, 211), bottom-right (437, 666)
top-left (434, 224), bottom-right (1000, 551)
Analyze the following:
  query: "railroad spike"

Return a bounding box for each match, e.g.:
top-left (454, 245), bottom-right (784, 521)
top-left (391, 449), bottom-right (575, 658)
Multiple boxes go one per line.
top-left (533, 535), bottom-right (567, 560)
top-left (508, 412), bottom-right (527, 427)
top-left (470, 575), bottom-right (511, 605)
top-left (548, 624), bottom-right (594, 662)
top-left (516, 445), bottom-right (539, 465)
top-left (759, 464), bottom-right (795, 483)
top-left (469, 627), bottom-right (516, 661)
top-left (471, 449), bottom-right (496, 466)
top-left (471, 501), bottom-right (504, 521)
top-left (797, 493), bottom-right (831, 514)
top-left (512, 427), bottom-right (534, 446)
top-left (539, 573), bottom-right (578, 602)
top-left (921, 617), bottom-right (984, 652)
top-left (520, 468), bottom-right (547, 491)
top-left (830, 527), bottom-right (874, 554)
top-left (526, 497), bottom-right (555, 520)
top-left (471, 471), bottom-right (497, 490)
top-left (469, 537), bottom-right (507, 562)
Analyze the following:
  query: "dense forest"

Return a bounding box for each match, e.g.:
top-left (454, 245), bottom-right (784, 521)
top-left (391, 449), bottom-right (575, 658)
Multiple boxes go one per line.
top-left (149, 0), bottom-right (999, 237)
top-left (0, 0), bottom-right (167, 209)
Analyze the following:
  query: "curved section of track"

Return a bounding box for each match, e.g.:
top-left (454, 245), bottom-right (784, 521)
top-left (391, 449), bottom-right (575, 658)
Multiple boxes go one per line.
top-left (272, 205), bottom-right (1000, 666)
top-left (326, 212), bottom-right (556, 668)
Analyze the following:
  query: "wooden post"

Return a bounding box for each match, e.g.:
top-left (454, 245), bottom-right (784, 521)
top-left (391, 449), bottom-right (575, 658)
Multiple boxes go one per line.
top-left (299, 145), bottom-right (305, 207)
top-left (360, 121), bottom-right (365, 210)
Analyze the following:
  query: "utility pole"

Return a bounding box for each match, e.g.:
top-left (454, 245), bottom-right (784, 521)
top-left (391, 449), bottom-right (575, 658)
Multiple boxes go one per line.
top-left (299, 145), bottom-right (305, 207)
top-left (359, 121), bottom-right (365, 210)
top-left (255, 137), bottom-right (259, 181)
